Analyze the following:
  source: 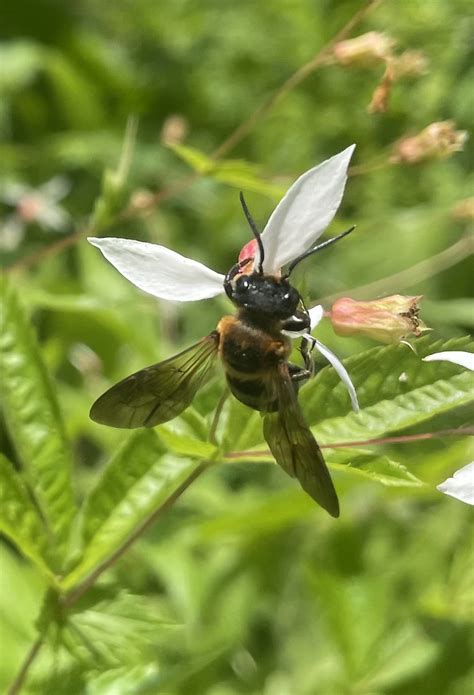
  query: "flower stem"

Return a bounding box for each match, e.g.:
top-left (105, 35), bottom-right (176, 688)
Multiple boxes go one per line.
top-left (212, 0), bottom-right (383, 160)
top-left (224, 427), bottom-right (473, 460)
top-left (7, 637), bottom-right (43, 695)
top-left (321, 235), bottom-right (473, 304)
top-left (209, 388), bottom-right (230, 445)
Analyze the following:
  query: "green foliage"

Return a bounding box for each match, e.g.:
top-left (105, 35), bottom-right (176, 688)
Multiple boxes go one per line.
top-left (62, 432), bottom-right (202, 590)
top-left (0, 454), bottom-right (56, 580)
top-left (1, 0), bottom-right (473, 693)
top-left (170, 143), bottom-right (286, 199)
top-left (0, 277), bottom-right (76, 569)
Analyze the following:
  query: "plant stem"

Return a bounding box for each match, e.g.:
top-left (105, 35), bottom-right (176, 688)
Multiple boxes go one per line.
top-left (211, 0), bottom-right (383, 160)
top-left (7, 637), bottom-right (43, 695)
top-left (209, 388), bottom-right (230, 445)
top-left (321, 234), bottom-right (474, 304)
top-left (62, 460), bottom-right (210, 608)
top-left (224, 427), bottom-right (474, 460)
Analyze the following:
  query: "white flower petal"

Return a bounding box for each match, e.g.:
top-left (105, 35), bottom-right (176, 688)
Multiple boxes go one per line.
top-left (310, 337), bottom-right (360, 412)
top-left (39, 176), bottom-right (71, 202)
top-left (423, 350), bottom-right (474, 371)
top-left (0, 214), bottom-right (25, 251)
top-left (88, 237), bottom-right (226, 301)
top-left (309, 305), bottom-right (324, 330)
top-left (260, 145), bottom-right (355, 272)
top-left (0, 182), bottom-right (30, 205)
top-left (37, 204), bottom-right (70, 231)
top-left (437, 462), bottom-right (474, 505)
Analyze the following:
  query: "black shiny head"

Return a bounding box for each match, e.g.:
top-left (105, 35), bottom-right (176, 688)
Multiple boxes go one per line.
top-left (227, 272), bottom-right (300, 319)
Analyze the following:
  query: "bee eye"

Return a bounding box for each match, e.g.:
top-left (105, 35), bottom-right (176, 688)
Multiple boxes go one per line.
top-left (283, 292), bottom-right (290, 300)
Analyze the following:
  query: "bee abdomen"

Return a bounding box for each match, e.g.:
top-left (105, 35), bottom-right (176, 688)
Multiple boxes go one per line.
top-left (226, 374), bottom-right (278, 412)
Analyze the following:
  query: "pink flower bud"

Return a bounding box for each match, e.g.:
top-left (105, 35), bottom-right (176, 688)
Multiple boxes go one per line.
top-left (391, 50), bottom-right (429, 79)
top-left (333, 32), bottom-right (396, 68)
top-left (391, 121), bottom-right (468, 165)
top-left (451, 197), bottom-right (474, 222)
top-left (330, 295), bottom-right (430, 344)
top-left (160, 114), bottom-right (189, 145)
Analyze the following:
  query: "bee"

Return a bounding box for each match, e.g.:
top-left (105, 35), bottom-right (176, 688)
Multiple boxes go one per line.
top-left (90, 194), bottom-right (354, 517)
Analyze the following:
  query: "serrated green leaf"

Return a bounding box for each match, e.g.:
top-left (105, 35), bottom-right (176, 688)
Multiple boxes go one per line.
top-left (0, 277), bottom-right (76, 568)
top-left (157, 425), bottom-right (218, 459)
top-left (298, 337), bottom-right (473, 444)
top-left (327, 451), bottom-right (425, 488)
top-left (61, 430), bottom-right (203, 590)
top-left (360, 623), bottom-right (439, 690)
top-left (168, 142), bottom-right (215, 174)
top-left (314, 370), bottom-right (472, 445)
top-left (302, 335), bottom-right (473, 424)
top-left (0, 455), bottom-right (57, 579)
top-left (85, 663), bottom-right (161, 695)
top-left (169, 143), bottom-right (286, 199)
top-left (60, 590), bottom-right (176, 669)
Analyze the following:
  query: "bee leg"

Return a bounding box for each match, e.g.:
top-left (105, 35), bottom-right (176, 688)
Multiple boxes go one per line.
top-left (299, 336), bottom-right (316, 376)
top-left (288, 363), bottom-right (312, 391)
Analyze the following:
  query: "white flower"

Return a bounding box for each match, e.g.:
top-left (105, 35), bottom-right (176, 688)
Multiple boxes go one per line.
top-left (0, 176), bottom-right (71, 251)
top-left (437, 462), bottom-right (474, 506)
top-left (89, 146), bottom-right (358, 406)
top-left (89, 146), bottom-right (354, 297)
top-left (422, 351), bottom-right (474, 371)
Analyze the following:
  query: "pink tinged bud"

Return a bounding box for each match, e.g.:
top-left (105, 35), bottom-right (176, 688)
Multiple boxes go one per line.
top-left (390, 121), bottom-right (468, 165)
top-left (368, 64), bottom-right (394, 114)
top-left (160, 114), bottom-right (189, 146)
top-left (391, 50), bottom-right (429, 79)
top-left (330, 295), bottom-right (430, 344)
top-left (333, 32), bottom-right (396, 68)
top-left (452, 197), bottom-right (474, 222)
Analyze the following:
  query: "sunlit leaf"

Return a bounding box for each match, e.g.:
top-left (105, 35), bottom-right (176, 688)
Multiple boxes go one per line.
top-left (303, 337), bottom-right (474, 443)
top-left (169, 143), bottom-right (286, 199)
top-left (0, 277), bottom-right (76, 569)
top-left (0, 455), bottom-right (56, 579)
top-left (60, 590), bottom-right (177, 668)
top-left (61, 430), bottom-right (203, 590)
top-left (327, 451), bottom-right (426, 488)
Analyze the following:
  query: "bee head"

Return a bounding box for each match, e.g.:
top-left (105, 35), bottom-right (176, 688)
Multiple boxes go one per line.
top-left (227, 272), bottom-right (300, 319)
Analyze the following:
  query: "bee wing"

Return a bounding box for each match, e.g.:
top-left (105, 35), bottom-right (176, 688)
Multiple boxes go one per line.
top-left (263, 362), bottom-right (339, 517)
top-left (90, 332), bottom-right (219, 429)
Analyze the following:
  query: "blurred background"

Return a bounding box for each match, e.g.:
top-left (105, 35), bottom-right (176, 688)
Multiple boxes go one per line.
top-left (1, 0), bottom-right (473, 693)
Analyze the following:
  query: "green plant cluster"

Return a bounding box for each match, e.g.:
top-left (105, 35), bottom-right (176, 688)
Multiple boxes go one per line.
top-left (1, 1), bottom-right (473, 693)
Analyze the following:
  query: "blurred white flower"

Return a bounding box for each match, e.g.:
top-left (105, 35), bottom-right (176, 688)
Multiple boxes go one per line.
top-left (0, 176), bottom-right (71, 251)
top-left (422, 351), bottom-right (474, 371)
top-left (437, 462), bottom-right (474, 506)
top-left (89, 146), bottom-right (359, 408)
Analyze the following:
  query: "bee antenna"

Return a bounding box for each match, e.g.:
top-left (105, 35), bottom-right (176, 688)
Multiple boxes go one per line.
top-left (285, 225), bottom-right (356, 277)
top-left (239, 192), bottom-right (264, 274)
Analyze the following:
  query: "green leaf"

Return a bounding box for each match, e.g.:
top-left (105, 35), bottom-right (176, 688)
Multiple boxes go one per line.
top-left (61, 430), bottom-right (203, 591)
top-left (168, 143), bottom-right (215, 174)
top-left (169, 143), bottom-right (286, 199)
top-left (0, 277), bottom-right (76, 568)
top-left (0, 455), bottom-right (57, 579)
top-left (301, 337), bottom-right (474, 443)
top-left (60, 590), bottom-right (177, 669)
top-left (158, 425), bottom-right (218, 459)
top-left (326, 451), bottom-right (426, 488)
